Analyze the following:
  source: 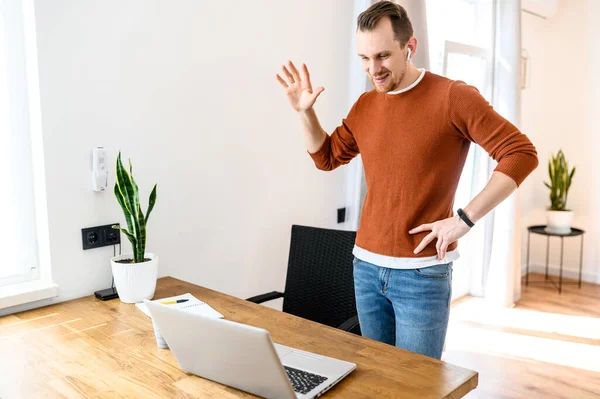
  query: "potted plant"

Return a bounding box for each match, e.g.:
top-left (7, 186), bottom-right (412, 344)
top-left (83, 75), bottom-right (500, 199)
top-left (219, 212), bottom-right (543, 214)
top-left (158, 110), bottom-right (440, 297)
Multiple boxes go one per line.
top-left (544, 149), bottom-right (575, 234)
top-left (111, 152), bottom-right (158, 303)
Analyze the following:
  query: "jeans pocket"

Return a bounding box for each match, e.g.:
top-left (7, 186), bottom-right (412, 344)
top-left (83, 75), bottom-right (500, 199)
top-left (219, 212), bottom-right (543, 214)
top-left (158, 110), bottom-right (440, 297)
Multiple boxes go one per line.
top-left (414, 262), bottom-right (451, 279)
top-left (352, 256), bottom-right (359, 266)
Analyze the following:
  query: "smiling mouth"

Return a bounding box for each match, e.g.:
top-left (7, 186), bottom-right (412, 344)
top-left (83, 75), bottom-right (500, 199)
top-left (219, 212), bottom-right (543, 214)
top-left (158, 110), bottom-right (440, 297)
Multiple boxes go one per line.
top-left (373, 74), bottom-right (389, 83)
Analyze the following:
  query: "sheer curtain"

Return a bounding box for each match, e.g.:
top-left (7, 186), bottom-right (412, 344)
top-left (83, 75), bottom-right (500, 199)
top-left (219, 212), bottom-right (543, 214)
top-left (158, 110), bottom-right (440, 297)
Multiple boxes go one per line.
top-left (427, 0), bottom-right (495, 300)
top-left (343, 0), bottom-right (372, 232)
top-left (426, 0), bottom-right (523, 306)
top-left (483, 0), bottom-right (523, 307)
top-left (0, 0), bottom-right (47, 287)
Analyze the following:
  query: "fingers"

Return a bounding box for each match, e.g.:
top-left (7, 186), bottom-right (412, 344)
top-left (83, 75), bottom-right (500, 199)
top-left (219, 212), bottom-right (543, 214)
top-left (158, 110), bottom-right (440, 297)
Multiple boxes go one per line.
top-left (288, 61), bottom-right (301, 83)
top-left (282, 65), bottom-right (295, 84)
top-left (439, 239), bottom-right (448, 260)
top-left (413, 232), bottom-right (436, 255)
top-left (280, 61), bottom-right (314, 90)
top-left (301, 64), bottom-right (313, 91)
top-left (436, 238), bottom-right (450, 260)
top-left (276, 74), bottom-right (288, 88)
top-left (311, 86), bottom-right (325, 101)
top-left (409, 223), bottom-right (433, 234)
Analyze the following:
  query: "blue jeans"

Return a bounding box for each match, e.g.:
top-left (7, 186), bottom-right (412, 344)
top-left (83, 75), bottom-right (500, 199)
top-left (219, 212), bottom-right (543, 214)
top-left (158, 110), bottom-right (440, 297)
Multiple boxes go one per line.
top-left (353, 257), bottom-right (453, 360)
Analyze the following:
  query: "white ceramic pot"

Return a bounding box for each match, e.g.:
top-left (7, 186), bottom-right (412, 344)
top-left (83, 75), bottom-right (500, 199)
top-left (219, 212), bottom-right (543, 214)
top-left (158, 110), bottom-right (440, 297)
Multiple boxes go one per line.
top-left (545, 210), bottom-right (574, 234)
top-left (111, 253), bottom-right (158, 303)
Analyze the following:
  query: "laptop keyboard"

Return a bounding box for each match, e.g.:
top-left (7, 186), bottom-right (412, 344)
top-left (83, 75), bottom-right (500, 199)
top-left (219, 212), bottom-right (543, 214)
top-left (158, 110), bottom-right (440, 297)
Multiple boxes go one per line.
top-left (284, 366), bottom-right (328, 395)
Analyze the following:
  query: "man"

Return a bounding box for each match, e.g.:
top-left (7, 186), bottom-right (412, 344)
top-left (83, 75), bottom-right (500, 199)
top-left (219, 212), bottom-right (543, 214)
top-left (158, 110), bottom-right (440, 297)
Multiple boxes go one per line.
top-left (276, 1), bottom-right (538, 360)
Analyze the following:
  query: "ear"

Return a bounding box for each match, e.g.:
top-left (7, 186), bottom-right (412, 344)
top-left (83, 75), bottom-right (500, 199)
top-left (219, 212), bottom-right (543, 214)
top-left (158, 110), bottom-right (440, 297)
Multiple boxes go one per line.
top-left (405, 37), bottom-right (418, 61)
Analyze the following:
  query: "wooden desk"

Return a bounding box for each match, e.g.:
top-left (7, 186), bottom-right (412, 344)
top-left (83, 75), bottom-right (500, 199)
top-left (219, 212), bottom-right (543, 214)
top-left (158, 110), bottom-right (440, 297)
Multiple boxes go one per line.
top-left (0, 277), bottom-right (477, 398)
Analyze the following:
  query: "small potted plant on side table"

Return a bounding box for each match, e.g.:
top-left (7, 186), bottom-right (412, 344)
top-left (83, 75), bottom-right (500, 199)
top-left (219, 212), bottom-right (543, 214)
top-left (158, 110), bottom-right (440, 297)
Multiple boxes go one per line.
top-left (544, 149), bottom-right (575, 234)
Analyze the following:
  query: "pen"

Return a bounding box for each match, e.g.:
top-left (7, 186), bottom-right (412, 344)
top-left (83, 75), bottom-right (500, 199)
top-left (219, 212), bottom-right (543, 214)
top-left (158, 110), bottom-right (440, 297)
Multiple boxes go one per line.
top-left (160, 299), bottom-right (189, 305)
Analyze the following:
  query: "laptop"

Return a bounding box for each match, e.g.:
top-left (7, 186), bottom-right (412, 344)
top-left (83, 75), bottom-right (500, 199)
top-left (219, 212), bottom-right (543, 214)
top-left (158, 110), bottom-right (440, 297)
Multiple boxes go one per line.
top-left (145, 300), bottom-right (356, 399)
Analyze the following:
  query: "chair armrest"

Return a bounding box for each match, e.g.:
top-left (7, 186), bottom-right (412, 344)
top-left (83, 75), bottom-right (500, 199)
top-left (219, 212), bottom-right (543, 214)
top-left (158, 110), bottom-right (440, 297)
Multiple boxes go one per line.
top-left (337, 315), bottom-right (359, 332)
top-left (246, 291), bottom-right (284, 304)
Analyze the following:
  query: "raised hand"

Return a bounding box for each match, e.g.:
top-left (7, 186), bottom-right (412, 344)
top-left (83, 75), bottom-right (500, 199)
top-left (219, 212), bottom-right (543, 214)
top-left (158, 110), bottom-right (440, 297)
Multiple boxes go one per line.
top-left (276, 61), bottom-right (325, 112)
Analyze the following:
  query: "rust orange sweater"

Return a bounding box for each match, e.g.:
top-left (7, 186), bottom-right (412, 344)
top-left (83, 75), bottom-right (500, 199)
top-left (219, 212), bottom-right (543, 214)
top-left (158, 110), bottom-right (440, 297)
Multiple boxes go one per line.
top-left (309, 71), bottom-right (538, 258)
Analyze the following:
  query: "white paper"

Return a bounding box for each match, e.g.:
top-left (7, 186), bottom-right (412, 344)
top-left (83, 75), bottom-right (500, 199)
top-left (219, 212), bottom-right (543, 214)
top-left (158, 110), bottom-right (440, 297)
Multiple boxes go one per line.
top-left (136, 293), bottom-right (224, 319)
top-left (136, 293), bottom-right (224, 349)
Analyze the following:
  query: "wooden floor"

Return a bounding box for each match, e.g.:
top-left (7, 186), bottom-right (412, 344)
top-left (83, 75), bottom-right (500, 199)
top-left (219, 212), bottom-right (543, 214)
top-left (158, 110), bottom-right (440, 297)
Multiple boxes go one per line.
top-left (443, 273), bottom-right (600, 399)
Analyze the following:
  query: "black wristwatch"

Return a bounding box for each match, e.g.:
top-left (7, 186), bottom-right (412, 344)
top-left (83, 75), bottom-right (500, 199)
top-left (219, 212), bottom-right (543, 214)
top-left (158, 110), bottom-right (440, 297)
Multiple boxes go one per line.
top-left (457, 208), bottom-right (475, 228)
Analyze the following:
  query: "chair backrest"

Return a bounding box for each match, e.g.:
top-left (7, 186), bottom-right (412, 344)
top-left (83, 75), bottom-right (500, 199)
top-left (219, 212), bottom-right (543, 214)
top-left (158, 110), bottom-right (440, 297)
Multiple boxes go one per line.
top-left (282, 225), bottom-right (358, 332)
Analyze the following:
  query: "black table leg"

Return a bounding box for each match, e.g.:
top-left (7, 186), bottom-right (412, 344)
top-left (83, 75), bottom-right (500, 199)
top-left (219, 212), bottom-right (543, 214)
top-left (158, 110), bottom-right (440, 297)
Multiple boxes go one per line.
top-left (559, 236), bottom-right (564, 294)
top-left (579, 235), bottom-right (584, 288)
top-left (526, 226), bottom-right (585, 293)
top-left (526, 230), bottom-right (531, 286)
top-left (545, 235), bottom-right (550, 280)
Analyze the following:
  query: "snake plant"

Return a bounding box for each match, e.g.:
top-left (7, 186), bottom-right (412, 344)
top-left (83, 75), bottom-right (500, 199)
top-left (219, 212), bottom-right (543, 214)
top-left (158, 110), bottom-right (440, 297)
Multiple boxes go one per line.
top-left (544, 150), bottom-right (575, 211)
top-left (113, 152), bottom-right (157, 263)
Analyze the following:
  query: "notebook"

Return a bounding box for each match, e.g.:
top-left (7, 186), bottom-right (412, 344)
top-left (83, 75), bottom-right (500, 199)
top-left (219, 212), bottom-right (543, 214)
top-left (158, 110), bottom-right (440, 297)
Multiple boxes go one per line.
top-left (136, 293), bottom-right (224, 319)
top-left (136, 293), bottom-right (224, 348)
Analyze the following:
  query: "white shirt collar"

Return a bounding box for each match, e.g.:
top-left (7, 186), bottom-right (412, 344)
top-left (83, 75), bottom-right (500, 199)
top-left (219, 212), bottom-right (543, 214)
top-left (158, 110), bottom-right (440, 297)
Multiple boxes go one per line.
top-left (386, 68), bottom-right (426, 95)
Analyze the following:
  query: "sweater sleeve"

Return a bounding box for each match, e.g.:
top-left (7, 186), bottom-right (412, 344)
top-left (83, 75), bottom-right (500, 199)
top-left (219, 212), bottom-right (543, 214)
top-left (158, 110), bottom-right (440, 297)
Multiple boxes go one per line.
top-left (308, 95), bottom-right (363, 171)
top-left (448, 81), bottom-right (539, 187)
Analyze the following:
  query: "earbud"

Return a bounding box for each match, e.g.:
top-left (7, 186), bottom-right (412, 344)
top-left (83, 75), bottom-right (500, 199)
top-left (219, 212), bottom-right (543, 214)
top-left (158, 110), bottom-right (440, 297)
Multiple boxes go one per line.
top-left (407, 48), bottom-right (412, 61)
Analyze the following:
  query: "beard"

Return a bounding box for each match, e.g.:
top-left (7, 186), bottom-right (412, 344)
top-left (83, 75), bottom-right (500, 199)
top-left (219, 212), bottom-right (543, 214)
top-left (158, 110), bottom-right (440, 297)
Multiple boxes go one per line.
top-left (371, 68), bottom-right (407, 93)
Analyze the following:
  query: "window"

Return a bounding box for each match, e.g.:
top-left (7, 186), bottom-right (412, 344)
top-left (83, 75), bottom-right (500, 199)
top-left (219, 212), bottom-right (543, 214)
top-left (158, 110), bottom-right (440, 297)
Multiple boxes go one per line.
top-left (427, 0), bottom-right (494, 92)
top-left (0, 0), bottom-right (49, 289)
top-left (426, 0), bottom-right (495, 299)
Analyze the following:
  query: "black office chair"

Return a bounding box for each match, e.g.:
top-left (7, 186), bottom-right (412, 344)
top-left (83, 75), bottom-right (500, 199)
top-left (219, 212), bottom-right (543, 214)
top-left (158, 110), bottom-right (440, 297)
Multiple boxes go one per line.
top-left (246, 225), bottom-right (360, 335)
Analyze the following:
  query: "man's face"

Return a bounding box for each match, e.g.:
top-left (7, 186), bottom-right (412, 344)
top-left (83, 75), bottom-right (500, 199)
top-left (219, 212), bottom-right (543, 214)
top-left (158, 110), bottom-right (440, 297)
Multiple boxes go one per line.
top-left (357, 17), bottom-right (409, 93)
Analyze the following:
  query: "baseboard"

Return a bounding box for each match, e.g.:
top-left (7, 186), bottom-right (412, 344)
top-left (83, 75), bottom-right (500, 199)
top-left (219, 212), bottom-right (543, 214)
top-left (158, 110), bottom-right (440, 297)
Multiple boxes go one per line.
top-left (521, 263), bottom-right (599, 284)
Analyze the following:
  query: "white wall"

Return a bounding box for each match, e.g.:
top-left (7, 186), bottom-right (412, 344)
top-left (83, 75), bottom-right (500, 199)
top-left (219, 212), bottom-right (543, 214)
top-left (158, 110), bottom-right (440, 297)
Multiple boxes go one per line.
top-left (1, 0), bottom-right (356, 315)
top-left (520, 0), bottom-right (599, 283)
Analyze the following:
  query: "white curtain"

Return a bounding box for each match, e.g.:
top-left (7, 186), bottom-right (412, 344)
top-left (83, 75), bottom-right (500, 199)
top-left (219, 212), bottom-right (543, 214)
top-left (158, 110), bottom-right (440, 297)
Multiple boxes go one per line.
top-left (0, 0), bottom-right (41, 285)
top-left (343, 0), bottom-right (370, 231)
top-left (483, 0), bottom-right (523, 307)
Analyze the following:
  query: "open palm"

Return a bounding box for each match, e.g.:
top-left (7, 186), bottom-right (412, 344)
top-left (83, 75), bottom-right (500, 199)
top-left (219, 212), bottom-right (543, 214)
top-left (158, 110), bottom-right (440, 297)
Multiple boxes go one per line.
top-left (276, 61), bottom-right (324, 112)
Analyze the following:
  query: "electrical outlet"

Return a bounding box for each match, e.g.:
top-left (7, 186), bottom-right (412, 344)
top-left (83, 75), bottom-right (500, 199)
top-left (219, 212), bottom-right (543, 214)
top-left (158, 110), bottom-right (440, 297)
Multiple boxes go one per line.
top-left (105, 228), bottom-right (120, 244)
top-left (82, 223), bottom-right (121, 250)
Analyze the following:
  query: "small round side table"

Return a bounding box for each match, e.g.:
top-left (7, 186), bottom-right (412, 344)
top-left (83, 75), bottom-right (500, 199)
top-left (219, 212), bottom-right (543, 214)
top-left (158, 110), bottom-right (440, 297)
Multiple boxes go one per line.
top-left (525, 225), bottom-right (584, 294)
